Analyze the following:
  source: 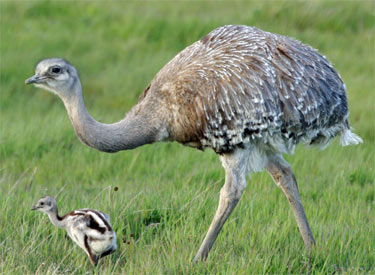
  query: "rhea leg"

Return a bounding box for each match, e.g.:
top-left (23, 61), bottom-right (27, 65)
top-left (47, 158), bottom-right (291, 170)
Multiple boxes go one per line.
top-left (84, 235), bottom-right (98, 266)
top-left (193, 150), bottom-right (247, 262)
top-left (265, 154), bottom-right (315, 249)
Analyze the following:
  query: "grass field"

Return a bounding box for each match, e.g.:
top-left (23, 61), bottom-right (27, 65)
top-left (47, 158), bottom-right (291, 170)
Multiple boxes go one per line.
top-left (1, 1), bottom-right (374, 274)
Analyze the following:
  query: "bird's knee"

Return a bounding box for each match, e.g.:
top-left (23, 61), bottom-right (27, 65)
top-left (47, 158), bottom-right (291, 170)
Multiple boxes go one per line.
top-left (220, 181), bottom-right (245, 201)
top-left (266, 160), bottom-right (295, 188)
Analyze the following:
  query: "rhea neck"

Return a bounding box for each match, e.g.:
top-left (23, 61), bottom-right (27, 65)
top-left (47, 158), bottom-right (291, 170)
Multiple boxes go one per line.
top-left (57, 78), bottom-right (161, 153)
top-left (45, 207), bottom-right (65, 228)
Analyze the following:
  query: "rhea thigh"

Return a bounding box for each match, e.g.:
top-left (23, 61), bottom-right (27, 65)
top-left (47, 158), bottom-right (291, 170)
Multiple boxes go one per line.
top-left (89, 236), bottom-right (112, 254)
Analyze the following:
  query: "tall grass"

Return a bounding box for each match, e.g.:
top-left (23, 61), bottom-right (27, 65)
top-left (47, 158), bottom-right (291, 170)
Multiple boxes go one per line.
top-left (1, 1), bottom-right (374, 274)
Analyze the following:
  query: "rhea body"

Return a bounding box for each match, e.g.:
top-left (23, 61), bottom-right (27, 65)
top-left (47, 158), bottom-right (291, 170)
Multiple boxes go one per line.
top-left (31, 196), bottom-right (117, 266)
top-left (26, 25), bottom-right (361, 261)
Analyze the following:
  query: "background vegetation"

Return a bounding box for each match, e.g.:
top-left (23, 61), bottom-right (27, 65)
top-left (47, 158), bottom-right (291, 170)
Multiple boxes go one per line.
top-left (1, 1), bottom-right (374, 274)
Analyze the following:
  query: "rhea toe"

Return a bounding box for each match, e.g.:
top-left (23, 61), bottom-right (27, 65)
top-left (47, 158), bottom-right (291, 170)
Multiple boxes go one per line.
top-left (31, 196), bottom-right (117, 266)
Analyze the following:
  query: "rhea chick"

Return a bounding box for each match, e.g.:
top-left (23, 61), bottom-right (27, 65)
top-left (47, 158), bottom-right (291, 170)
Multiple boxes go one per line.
top-left (31, 196), bottom-right (117, 266)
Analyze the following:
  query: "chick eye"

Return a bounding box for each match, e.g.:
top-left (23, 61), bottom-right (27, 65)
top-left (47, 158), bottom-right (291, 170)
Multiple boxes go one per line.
top-left (40, 202), bottom-right (44, 206)
top-left (51, 67), bottom-right (61, 74)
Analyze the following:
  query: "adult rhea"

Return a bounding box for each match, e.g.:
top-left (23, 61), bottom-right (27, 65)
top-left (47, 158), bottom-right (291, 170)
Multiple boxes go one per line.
top-left (26, 25), bottom-right (362, 262)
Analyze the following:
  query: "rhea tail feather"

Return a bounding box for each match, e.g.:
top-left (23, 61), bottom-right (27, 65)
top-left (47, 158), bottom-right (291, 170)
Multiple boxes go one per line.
top-left (340, 128), bottom-right (363, 146)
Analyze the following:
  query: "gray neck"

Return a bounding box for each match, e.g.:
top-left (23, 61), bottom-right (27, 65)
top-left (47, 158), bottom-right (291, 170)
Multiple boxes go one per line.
top-left (61, 81), bottom-right (162, 153)
top-left (46, 208), bottom-right (65, 228)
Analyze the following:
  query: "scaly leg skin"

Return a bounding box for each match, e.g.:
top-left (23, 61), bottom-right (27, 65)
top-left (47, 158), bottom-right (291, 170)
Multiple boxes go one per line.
top-left (193, 150), bottom-right (248, 262)
top-left (265, 154), bottom-right (315, 249)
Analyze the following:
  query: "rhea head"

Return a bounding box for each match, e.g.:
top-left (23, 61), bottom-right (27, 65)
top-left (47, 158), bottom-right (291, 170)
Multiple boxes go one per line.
top-left (25, 58), bottom-right (80, 100)
top-left (31, 196), bottom-right (58, 214)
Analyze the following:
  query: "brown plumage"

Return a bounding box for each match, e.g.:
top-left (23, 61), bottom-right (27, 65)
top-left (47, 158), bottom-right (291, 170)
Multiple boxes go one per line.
top-left (141, 25), bottom-right (353, 153)
top-left (26, 25), bottom-right (361, 262)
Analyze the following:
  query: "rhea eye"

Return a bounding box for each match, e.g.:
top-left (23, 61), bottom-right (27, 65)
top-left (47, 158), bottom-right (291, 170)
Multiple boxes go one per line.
top-left (51, 67), bottom-right (61, 74)
top-left (40, 202), bottom-right (44, 206)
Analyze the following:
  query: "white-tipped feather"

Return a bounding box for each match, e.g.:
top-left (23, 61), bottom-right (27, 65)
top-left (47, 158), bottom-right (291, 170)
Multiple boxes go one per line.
top-left (340, 128), bottom-right (363, 146)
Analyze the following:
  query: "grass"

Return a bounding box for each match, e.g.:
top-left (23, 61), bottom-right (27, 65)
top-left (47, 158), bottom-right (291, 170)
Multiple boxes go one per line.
top-left (0, 1), bottom-right (374, 274)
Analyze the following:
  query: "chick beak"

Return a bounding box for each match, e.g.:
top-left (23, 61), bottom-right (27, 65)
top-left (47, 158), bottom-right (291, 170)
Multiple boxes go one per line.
top-left (30, 205), bottom-right (38, 210)
top-left (25, 75), bottom-right (43, 85)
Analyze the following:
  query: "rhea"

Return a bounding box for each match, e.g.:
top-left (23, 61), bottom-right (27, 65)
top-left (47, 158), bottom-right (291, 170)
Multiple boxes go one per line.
top-left (26, 25), bottom-right (362, 261)
top-left (31, 196), bottom-right (117, 266)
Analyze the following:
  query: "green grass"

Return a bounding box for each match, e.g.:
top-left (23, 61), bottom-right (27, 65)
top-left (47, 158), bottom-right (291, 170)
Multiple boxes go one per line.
top-left (1, 1), bottom-right (374, 274)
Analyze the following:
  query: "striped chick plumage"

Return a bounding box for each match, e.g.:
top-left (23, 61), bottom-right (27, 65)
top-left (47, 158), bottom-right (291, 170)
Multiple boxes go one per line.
top-left (31, 196), bottom-right (117, 266)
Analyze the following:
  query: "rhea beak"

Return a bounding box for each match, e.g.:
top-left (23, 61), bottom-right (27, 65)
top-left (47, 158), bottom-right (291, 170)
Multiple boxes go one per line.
top-left (25, 75), bottom-right (44, 85)
top-left (30, 205), bottom-right (38, 210)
